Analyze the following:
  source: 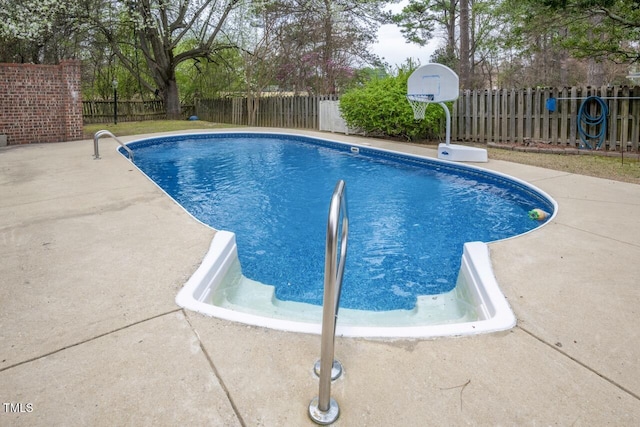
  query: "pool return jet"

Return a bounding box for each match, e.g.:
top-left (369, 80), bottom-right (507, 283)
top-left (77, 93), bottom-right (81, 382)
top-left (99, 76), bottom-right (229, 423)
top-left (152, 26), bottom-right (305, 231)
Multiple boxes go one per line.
top-left (407, 63), bottom-right (487, 162)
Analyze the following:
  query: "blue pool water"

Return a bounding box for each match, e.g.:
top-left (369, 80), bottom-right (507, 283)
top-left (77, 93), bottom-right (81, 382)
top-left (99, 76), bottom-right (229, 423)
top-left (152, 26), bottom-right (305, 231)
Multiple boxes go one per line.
top-left (125, 133), bottom-right (553, 311)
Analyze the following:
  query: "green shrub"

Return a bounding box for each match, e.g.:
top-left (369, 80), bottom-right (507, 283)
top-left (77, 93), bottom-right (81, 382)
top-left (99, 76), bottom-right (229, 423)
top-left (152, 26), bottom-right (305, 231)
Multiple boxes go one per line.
top-left (339, 68), bottom-right (444, 141)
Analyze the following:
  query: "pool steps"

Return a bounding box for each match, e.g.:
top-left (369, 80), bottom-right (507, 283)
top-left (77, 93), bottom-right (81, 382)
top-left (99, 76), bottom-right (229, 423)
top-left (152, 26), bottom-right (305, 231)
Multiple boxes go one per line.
top-left (210, 259), bottom-right (477, 328)
top-left (176, 231), bottom-right (516, 338)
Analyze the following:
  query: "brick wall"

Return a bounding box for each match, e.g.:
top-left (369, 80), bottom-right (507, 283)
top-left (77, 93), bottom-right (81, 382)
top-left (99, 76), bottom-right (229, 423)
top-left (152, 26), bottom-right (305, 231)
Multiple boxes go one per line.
top-left (0, 60), bottom-right (83, 145)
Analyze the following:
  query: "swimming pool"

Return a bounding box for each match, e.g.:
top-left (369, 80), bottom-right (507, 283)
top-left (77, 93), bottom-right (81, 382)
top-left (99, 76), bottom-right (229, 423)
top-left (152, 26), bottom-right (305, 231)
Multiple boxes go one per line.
top-left (121, 131), bottom-right (556, 337)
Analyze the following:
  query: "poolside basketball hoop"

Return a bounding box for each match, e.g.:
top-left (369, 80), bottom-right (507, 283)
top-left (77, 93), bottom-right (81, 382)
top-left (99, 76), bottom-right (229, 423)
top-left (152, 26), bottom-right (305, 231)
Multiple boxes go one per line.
top-left (406, 94), bottom-right (434, 120)
top-left (406, 63), bottom-right (459, 121)
top-left (407, 63), bottom-right (488, 162)
top-left (406, 63), bottom-right (459, 139)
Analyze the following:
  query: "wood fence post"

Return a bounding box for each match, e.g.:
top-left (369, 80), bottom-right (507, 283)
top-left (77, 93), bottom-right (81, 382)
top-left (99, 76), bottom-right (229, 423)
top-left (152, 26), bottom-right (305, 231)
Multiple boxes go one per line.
top-left (507, 89), bottom-right (518, 142)
top-left (631, 87), bottom-right (640, 151)
top-left (620, 86), bottom-right (630, 152)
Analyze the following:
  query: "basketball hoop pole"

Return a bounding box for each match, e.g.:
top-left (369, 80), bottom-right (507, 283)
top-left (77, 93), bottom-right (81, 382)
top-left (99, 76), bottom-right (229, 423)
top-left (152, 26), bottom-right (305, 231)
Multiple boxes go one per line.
top-left (438, 102), bottom-right (451, 146)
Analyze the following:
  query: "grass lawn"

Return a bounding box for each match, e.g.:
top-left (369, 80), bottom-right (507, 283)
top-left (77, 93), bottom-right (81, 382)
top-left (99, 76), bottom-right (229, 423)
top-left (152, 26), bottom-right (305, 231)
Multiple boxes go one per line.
top-left (487, 147), bottom-right (640, 184)
top-left (83, 120), bottom-right (235, 139)
top-left (83, 120), bottom-right (640, 185)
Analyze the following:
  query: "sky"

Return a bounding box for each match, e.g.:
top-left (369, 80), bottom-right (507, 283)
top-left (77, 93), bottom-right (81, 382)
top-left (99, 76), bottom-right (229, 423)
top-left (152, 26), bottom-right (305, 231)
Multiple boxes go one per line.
top-left (369, 3), bottom-right (439, 68)
top-left (371, 24), bottom-right (438, 68)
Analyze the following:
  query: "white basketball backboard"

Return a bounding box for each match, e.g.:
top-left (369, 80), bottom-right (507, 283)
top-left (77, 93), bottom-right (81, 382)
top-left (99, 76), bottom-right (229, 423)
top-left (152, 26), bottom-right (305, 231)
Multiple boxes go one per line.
top-left (407, 63), bottom-right (459, 102)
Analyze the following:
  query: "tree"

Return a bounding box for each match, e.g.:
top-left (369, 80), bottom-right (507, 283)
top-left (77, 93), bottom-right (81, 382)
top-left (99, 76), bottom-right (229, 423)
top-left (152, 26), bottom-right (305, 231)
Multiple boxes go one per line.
top-left (459, 0), bottom-right (470, 88)
top-left (392, 1), bottom-right (458, 57)
top-left (392, 0), bottom-right (640, 88)
top-left (236, 1), bottom-right (282, 124)
top-left (502, 0), bottom-right (640, 86)
top-left (90, 0), bottom-right (241, 118)
top-left (392, 0), bottom-right (500, 89)
top-left (176, 48), bottom-right (245, 101)
top-left (265, 0), bottom-right (389, 94)
top-left (0, 0), bottom-right (85, 63)
top-left (542, 0), bottom-right (640, 63)
top-left (1, 0), bottom-right (244, 115)
top-left (467, 0), bottom-right (504, 87)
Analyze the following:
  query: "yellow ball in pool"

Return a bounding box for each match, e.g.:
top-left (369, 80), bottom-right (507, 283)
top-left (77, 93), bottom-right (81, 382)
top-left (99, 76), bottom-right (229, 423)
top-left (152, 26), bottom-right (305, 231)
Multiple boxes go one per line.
top-left (528, 208), bottom-right (549, 221)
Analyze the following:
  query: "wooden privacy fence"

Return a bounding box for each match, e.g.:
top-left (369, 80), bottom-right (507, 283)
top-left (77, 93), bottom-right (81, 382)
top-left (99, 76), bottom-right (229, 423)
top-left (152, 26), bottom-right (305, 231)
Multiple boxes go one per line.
top-left (82, 89), bottom-right (640, 151)
top-left (452, 86), bottom-right (640, 151)
top-left (82, 100), bottom-right (166, 123)
top-left (196, 95), bottom-right (337, 129)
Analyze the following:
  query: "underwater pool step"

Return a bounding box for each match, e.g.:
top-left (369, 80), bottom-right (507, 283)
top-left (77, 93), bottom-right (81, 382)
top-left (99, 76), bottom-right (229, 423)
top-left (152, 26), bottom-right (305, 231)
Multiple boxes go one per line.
top-left (210, 270), bottom-right (477, 328)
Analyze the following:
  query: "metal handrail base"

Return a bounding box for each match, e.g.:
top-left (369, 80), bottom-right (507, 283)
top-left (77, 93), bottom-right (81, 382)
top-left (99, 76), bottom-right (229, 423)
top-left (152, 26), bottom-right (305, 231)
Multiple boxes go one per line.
top-left (308, 397), bottom-right (339, 425)
top-left (313, 359), bottom-right (342, 381)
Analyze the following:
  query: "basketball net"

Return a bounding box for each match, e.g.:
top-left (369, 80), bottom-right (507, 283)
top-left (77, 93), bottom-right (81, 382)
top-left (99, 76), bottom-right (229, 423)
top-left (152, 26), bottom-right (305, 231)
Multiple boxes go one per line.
top-left (406, 94), bottom-right (434, 120)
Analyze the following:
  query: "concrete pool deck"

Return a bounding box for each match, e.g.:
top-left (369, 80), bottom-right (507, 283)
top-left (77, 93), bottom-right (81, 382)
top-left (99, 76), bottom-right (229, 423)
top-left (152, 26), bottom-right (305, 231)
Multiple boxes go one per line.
top-left (1, 128), bottom-right (639, 425)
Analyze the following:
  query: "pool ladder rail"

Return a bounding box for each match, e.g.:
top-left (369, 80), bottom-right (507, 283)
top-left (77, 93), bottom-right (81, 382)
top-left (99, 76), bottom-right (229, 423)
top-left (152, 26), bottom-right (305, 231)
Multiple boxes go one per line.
top-left (93, 130), bottom-right (134, 161)
top-left (309, 180), bottom-right (349, 425)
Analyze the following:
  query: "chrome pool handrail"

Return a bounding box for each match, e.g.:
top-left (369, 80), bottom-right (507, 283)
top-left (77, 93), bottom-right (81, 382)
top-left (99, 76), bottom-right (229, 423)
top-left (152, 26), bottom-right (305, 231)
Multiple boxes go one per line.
top-left (93, 130), bottom-right (134, 161)
top-left (309, 180), bottom-right (348, 425)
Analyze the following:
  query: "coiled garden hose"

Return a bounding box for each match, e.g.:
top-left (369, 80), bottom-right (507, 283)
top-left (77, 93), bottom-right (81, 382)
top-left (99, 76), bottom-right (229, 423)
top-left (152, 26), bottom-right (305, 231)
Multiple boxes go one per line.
top-left (577, 96), bottom-right (608, 149)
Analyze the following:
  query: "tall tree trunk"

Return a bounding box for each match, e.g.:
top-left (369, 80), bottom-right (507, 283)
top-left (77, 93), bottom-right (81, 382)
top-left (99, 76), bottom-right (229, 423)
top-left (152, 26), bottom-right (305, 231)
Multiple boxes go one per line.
top-left (164, 79), bottom-right (181, 119)
top-left (446, 0), bottom-right (456, 60)
top-left (586, 14), bottom-right (605, 86)
top-left (322, 0), bottom-right (335, 94)
top-left (459, 0), bottom-right (470, 89)
top-left (247, 95), bottom-right (259, 126)
top-left (587, 59), bottom-right (605, 87)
